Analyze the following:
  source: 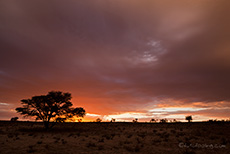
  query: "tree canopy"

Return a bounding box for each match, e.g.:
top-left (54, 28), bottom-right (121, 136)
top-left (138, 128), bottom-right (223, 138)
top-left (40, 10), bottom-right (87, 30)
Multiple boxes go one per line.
top-left (16, 91), bottom-right (86, 129)
top-left (185, 115), bottom-right (193, 122)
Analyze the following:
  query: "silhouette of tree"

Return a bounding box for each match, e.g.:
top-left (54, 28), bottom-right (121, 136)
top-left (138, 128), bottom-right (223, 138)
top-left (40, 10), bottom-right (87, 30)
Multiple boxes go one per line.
top-left (15, 91), bottom-right (86, 129)
top-left (133, 118), bottom-right (138, 123)
top-left (185, 115), bottom-right (192, 122)
top-left (96, 118), bottom-right (102, 122)
top-left (10, 117), bottom-right (18, 121)
top-left (110, 118), bottom-right (116, 122)
top-left (150, 118), bottom-right (156, 123)
top-left (160, 118), bottom-right (168, 123)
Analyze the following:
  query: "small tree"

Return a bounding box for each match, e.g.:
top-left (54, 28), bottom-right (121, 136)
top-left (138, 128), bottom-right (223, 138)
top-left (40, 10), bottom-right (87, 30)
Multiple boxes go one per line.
top-left (96, 118), bottom-right (102, 122)
top-left (133, 118), bottom-right (138, 123)
top-left (11, 117), bottom-right (18, 121)
top-left (110, 118), bottom-right (116, 122)
top-left (150, 118), bottom-right (156, 123)
top-left (160, 118), bottom-right (168, 123)
top-left (173, 119), bottom-right (177, 123)
top-left (15, 91), bottom-right (86, 129)
top-left (185, 115), bottom-right (192, 122)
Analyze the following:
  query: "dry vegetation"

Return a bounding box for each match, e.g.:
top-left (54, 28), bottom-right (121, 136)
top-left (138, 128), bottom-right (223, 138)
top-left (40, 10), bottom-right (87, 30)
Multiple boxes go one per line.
top-left (0, 121), bottom-right (229, 154)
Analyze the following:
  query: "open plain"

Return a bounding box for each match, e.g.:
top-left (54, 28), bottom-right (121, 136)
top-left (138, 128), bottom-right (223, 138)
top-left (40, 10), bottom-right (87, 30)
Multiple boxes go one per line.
top-left (0, 121), bottom-right (229, 154)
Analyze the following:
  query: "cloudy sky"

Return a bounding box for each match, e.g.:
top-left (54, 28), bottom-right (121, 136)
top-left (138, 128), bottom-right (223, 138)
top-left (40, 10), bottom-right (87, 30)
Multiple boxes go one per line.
top-left (1, 0), bottom-right (230, 121)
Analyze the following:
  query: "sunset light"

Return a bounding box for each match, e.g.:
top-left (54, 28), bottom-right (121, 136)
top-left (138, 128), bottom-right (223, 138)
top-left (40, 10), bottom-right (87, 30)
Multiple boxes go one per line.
top-left (1, 1), bottom-right (230, 153)
top-left (0, 0), bottom-right (230, 122)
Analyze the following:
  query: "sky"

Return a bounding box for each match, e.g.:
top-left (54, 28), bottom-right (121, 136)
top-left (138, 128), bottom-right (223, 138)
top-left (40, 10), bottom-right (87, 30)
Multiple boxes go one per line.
top-left (0, 0), bottom-right (230, 122)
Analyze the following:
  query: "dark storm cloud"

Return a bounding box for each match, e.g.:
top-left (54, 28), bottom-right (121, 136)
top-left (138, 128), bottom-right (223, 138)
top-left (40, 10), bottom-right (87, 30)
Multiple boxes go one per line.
top-left (0, 0), bottom-right (230, 118)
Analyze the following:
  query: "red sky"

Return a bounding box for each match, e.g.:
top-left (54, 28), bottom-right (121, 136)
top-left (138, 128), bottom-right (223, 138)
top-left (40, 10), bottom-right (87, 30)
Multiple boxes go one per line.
top-left (0, 0), bottom-right (230, 122)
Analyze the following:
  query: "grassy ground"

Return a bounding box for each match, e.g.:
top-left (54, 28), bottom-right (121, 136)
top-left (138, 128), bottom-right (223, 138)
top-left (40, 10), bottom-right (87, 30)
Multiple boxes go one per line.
top-left (0, 121), bottom-right (229, 154)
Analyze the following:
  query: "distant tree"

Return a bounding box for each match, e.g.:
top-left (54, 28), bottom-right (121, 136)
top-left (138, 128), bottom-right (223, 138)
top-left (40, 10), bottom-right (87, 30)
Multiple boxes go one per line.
top-left (96, 118), bottom-right (102, 122)
top-left (160, 119), bottom-right (168, 123)
top-left (110, 118), bottom-right (116, 122)
top-left (208, 119), bottom-right (214, 123)
top-left (10, 117), bottom-right (18, 121)
top-left (185, 115), bottom-right (192, 122)
top-left (173, 119), bottom-right (177, 123)
top-left (15, 91), bottom-right (86, 129)
top-left (150, 118), bottom-right (156, 123)
top-left (133, 118), bottom-right (138, 123)
top-left (77, 119), bottom-right (82, 122)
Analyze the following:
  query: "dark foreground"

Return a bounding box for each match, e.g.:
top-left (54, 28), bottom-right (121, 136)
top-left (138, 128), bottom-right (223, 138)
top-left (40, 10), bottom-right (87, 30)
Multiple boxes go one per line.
top-left (0, 121), bottom-right (229, 154)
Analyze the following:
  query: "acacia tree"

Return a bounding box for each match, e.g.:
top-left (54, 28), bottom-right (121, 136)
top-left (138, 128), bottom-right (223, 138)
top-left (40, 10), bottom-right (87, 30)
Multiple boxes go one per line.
top-left (16, 91), bottom-right (86, 129)
top-left (150, 118), bottom-right (156, 123)
top-left (11, 117), bottom-right (18, 121)
top-left (110, 118), bottom-right (116, 122)
top-left (185, 115), bottom-right (192, 122)
top-left (160, 118), bottom-right (168, 123)
top-left (95, 118), bottom-right (102, 122)
top-left (133, 118), bottom-right (138, 123)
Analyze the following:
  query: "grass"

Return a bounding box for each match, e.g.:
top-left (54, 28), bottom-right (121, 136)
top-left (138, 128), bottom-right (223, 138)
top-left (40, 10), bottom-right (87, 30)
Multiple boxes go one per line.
top-left (0, 121), bottom-right (229, 154)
